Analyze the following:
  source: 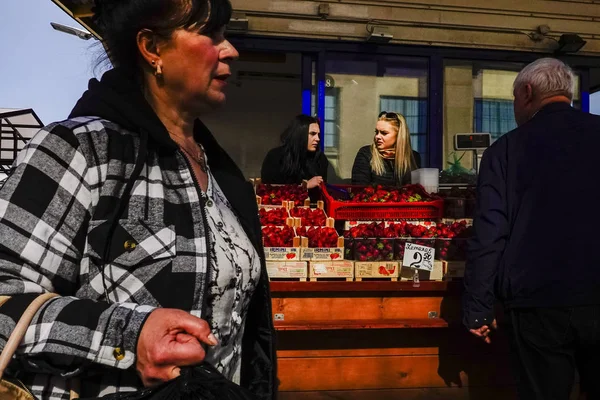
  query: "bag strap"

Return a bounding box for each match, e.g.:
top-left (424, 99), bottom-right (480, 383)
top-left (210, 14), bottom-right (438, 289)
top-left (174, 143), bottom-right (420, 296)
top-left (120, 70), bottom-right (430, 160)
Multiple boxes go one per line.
top-left (0, 293), bottom-right (59, 380)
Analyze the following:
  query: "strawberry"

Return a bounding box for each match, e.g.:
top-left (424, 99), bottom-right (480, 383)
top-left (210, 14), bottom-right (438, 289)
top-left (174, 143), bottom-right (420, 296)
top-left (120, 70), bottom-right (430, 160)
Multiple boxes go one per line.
top-left (346, 184), bottom-right (439, 203)
top-left (290, 207), bottom-right (327, 226)
top-left (259, 207), bottom-right (289, 226)
top-left (297, 226), bottom-right (339, 248)
top-left (262, 225), bottom-right (295, 247)
top-left (257, 184), bottom-right (309, 206)
top-left (353, 238), bottom-right (394, 261)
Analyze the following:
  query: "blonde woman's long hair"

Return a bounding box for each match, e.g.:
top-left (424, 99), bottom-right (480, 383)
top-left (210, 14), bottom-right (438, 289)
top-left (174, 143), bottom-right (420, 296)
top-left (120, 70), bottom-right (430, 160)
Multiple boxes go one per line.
top-left (370, 112), bottom-right (416, 184)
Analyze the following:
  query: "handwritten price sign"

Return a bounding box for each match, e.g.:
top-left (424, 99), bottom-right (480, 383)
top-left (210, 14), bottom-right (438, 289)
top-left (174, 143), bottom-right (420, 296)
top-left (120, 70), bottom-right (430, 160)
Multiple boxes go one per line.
top-left (402, 242), bottom-right (435, 271)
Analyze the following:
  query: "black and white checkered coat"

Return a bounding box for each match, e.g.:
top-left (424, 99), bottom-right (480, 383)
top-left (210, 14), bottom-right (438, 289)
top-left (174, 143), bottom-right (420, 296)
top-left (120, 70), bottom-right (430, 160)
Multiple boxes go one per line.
top-left (0, 115), bottom-right (276, 399)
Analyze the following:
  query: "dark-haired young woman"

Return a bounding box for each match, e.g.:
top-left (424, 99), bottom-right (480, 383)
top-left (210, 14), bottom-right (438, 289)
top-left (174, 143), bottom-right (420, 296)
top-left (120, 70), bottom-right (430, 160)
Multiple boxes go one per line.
top-left (261, 114), bottom-right (329, 197)
top-left (0, 0), bottom-right (276, 398)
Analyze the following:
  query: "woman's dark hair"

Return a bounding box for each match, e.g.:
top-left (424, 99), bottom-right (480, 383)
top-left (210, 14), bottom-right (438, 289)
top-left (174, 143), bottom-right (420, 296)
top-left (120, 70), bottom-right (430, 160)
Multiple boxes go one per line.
top-left (280, 114), bottom-right (320, 180)
top-left (93, 0), bottom-right (232, 76)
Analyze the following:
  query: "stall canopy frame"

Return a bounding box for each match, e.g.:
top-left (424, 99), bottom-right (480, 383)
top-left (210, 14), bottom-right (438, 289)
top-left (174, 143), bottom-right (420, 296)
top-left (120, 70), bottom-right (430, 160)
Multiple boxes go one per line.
top-left (0, 109), bottom-right (44, 180)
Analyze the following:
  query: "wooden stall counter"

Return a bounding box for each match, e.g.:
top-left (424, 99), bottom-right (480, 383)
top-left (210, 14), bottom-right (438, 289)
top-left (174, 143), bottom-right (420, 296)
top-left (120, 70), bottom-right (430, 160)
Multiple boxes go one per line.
top-left (270, 281), bottom-right (517, 400)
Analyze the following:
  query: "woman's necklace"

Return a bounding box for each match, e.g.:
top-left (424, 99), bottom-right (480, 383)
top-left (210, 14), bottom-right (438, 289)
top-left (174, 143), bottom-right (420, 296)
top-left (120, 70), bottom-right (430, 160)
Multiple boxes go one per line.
top-left (171, 135), bottom-right (208, 173)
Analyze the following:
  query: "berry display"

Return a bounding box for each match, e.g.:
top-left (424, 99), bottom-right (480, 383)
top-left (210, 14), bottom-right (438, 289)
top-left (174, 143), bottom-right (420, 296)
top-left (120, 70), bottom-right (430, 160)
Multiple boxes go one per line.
top-left (262, 225), bottom-right (295, 247)
top-left (343, 220), bottom-right (473, 261)
top-left (296, 226), bottom-right (339, 248)
top-left (259, 207), bottom-right (289, 226)
top-left (256, 184), bottom-right (308, 206)
top-left (346, 184), bottom-right (439, 203)
top-left (290, 207), bottom-right (327, 226)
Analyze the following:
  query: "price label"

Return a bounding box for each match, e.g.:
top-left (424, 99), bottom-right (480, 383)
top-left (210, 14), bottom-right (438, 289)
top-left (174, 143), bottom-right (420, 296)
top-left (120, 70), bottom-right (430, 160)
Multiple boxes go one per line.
top-left (402, 242), bottom-right (435, 271)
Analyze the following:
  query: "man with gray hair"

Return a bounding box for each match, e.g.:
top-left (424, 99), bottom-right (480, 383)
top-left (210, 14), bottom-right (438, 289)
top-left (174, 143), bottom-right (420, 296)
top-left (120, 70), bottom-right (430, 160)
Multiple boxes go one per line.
top-left (463, 57), bottom-right (600, 400)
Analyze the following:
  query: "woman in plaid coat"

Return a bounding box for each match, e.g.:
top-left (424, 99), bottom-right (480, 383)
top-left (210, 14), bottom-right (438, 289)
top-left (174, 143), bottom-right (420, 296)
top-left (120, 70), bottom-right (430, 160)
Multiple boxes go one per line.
top-left (0, 0), bottom-right (276, 399)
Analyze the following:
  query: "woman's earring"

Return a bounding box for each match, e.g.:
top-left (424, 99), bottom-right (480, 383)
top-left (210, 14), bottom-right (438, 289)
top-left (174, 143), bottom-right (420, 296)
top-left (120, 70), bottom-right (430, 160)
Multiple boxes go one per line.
top-left (155, 63), bottom-right (163, 77)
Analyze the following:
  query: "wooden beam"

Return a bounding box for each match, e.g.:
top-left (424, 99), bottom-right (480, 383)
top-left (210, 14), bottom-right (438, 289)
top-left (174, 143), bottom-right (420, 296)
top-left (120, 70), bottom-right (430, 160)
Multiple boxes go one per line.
top-left (72, 5), bottom-right (94, 18)
top-left (274, 318), bottom-right (449, 331)
top-left (270, 280), bottom-right (462, 293)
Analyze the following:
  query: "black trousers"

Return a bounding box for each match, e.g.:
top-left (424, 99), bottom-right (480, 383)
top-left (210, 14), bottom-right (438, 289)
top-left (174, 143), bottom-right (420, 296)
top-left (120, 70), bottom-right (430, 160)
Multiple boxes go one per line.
top-left (508, 306), bottom-right (600, 400)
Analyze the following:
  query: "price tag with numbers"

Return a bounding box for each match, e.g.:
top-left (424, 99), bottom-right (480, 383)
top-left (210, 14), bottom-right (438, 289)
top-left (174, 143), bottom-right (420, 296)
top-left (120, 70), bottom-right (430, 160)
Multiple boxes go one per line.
top-left (402, 242), bottom-right (435, 271)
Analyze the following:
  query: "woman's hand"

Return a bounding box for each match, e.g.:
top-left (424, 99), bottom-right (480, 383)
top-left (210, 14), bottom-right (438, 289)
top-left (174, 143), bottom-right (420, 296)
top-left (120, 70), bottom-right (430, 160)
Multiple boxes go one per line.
top-left (306, 176), bottom-right (324, 189)
top-left (136, 308), bottom-right (218, 387)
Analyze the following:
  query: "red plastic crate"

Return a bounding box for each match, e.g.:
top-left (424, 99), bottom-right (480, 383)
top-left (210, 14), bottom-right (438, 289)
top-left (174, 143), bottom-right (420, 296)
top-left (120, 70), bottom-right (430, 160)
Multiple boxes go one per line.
top-left (321, 184), bottom-right (444, 221)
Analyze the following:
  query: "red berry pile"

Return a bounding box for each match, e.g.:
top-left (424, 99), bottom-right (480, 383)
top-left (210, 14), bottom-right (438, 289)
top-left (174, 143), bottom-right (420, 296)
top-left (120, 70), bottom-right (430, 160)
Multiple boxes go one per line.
top-left (259, 207), bottom-right (289, 226)
top-left (296, 226), bottom-right (339, 248)
top-left (353, 238), bottom-right (394, 262)
top-left (262, 225), bottom-right (295, 247)
top-left (343, 222), bottom-right (387, 238)
top-left (343, 220), bottom-right (473, 261)
top-left (347, 184), bottom-right (437, 203)
top-left (257, 184), bottom-right (309, 206)
top-left (290, 207), bottom-right (327, 226)
top-left (434, 221), bottom-right (472, 260)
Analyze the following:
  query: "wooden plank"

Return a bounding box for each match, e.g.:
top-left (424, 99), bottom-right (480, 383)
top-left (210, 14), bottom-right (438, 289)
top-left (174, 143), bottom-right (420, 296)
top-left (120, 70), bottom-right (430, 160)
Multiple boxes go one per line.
top-left (236, 16), bottom-right (600, 55)
top-left (277, 354), bottom-right (514, 391)
top-left (272, 296), bottom-right (454, 321)
top-left (278, 347), bottom-right (441, 358)
top-left (270, 280), bottom-right (461, 294)
top-left (231, 0), bottom-right (600, 19)
top-left (278, 387), bottom-right (519, 400)
top-left (274, 318), bottom-right (449, 331)
top-left (275, 329), bottom-right (512, 355)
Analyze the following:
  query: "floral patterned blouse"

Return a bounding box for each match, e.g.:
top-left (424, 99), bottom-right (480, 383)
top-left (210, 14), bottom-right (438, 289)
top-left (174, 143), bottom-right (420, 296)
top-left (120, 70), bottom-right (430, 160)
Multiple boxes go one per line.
top-left (201, 167), bottom-right (262, 384)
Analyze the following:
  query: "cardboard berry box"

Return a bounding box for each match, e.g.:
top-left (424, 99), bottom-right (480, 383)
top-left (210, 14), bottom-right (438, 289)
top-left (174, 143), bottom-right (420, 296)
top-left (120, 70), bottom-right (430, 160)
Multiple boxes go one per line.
top-left (262, 224), bottom-right (302, 261)
top-left (259, 204), bottom-right (293, 227)
top-left (289, 201), bottom-right (331, 227)
top-left (266, 261), bottom-right (308, 280)
top-left (308, 261), bottom-right (354, 280)
top-left (297, 226), bottom-right (345, 261)
top-left (355, 261), bottom-right (399, 280)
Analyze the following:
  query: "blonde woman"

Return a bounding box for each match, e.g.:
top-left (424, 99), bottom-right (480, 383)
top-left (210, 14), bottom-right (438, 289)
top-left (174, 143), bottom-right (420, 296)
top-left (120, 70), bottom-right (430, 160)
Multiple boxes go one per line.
top-left (351, 111), bottom-right (421, 186)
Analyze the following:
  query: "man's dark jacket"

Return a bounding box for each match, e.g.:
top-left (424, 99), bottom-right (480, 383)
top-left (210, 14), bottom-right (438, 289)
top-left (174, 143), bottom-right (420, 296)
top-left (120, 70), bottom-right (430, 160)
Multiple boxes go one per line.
top-left (463, 102), bottom-right (600, 329)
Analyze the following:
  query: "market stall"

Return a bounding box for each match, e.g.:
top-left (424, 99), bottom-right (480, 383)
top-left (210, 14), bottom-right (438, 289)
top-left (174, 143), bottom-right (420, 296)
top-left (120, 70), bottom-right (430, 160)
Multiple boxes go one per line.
top-left (254, 179), bottom-right (519, 399)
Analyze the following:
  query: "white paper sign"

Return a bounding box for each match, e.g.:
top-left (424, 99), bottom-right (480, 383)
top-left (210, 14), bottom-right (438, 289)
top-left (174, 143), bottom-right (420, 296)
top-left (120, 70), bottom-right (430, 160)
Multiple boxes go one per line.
top-left (402, 242), bottom-right (435, 271)
top-left (313, 263), bottom-right (328, 274)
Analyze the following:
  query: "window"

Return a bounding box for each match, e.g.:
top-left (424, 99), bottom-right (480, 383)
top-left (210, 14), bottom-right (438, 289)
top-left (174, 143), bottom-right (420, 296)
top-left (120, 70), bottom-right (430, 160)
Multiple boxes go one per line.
top-left (380, 96), bottom-right (428, 165)
top-left (321, 54), bottom-right (429, 180)
top-left (312, 88), bottom-right (341, 152)
top-left (473, 99), bottom-right (517, 140)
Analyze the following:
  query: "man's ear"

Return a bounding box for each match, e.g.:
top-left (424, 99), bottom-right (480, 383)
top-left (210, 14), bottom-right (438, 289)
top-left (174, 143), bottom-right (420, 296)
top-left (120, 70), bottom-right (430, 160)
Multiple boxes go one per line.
top-left (136, 29), bottom-right (161, 68)
top-left (524, 83), bottom-right (534, 104)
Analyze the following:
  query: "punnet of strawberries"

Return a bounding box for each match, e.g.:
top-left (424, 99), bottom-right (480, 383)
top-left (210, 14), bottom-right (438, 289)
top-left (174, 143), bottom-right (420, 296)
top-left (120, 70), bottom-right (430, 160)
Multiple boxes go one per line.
top-left (256, 184), bottom-right (309, 206)
top-left (290, 207), bottom-right (327, 226)
top-left (262, 225), bottom-right (296, 247)
top-left (346, 184), bottom-right (439, 203)
top-left (259, 207), bottom-right (289, 226)
top-left (296, 226), bottom-right (339, 248)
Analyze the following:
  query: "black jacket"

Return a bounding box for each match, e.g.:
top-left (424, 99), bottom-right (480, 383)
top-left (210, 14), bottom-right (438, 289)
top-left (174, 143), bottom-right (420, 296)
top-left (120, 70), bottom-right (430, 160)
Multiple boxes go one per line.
top-left (463, 102), bottom-right (600, 329)
top-left (261, 146), bottom-right (329, 200)
top-left (351, 145), bottom-right (421, 186)
top-left (261, 146), bottom-right (329, 184)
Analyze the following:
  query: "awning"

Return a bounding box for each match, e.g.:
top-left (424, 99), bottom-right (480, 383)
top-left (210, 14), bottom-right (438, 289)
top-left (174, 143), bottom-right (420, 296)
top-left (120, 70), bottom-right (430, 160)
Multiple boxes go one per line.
top-left (51, 0), bottom-right (99, 39)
